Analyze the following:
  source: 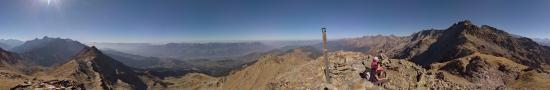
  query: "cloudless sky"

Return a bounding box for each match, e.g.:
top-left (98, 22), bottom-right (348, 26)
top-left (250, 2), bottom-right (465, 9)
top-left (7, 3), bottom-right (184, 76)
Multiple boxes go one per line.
top-left (0, 0), bottom-right (548, 43)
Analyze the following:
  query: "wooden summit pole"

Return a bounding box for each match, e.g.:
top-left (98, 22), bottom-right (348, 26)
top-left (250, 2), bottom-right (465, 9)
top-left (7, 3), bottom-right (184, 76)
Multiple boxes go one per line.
top-left (322, 27), bottom-right (331, 84)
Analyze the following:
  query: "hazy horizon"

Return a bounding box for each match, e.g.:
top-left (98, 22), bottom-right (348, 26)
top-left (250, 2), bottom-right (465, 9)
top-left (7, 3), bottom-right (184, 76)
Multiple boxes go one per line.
top-left (1, 0), bottom-right (549, 43)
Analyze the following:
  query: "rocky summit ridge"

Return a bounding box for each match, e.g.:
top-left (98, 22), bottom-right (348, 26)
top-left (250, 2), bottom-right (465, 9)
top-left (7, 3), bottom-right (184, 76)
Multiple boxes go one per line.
top-left (48, 46), bottom-right (147, 90)
top-left (168, 20), bottom-right (550, 89)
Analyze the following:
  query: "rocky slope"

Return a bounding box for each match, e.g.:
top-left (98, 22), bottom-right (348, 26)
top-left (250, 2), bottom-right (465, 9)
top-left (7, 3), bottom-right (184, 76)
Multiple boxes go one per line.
top-left (392, 20), bottom-right (550, 68)
top-left (165, 48), bottom-right (380, 90)
top-left (384, 20), bottom-right (550, 89)
top-left (43, 46), bottom-right (147, 90)
top-left (0, 48), bottom-right (26, 72)
top-left (168, 47), bottom-right (550, 90)
top-left (0, 48), bottom-right (33, 89)
top-left (3, 46), bottom-right (170, 90)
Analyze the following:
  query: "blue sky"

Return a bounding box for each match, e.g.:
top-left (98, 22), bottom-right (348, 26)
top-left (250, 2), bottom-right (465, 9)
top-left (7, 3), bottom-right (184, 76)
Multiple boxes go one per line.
top-left (0, 0), bottom-right (548, 43)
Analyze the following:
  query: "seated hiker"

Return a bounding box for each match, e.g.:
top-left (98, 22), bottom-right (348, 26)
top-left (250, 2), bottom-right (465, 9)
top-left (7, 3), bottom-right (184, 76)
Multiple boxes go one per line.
top-left (370, 57), bottom-right (379, 70)
top-left (377, 50), bottom-right (389, 65)
top-left (369, 57), bottom-right (387, 85)
top-left (371, 57), bottom-right (384, 73)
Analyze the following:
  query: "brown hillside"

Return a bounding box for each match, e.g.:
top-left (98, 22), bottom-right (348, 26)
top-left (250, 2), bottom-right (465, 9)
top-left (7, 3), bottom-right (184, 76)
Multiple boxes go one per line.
top-left (48, 46), bottom-right (147, 90)
top-left (392, 20), bottom-right (550, 68)
top-left (0, 48), bottom-right (33, 89)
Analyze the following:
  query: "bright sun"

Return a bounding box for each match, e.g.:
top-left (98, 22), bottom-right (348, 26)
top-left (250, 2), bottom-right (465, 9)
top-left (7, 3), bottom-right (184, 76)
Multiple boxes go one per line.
top-left (41, 0), bottom-right (53, 6)
top-left (47, 0), bottom-right (51, 5)
top-left (39, 0), bottom-right (62, 10)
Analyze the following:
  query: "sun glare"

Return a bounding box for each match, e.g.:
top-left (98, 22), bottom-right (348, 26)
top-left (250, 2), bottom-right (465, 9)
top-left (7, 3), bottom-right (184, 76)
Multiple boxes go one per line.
top-left (40, 0), bottom-right (53, 6)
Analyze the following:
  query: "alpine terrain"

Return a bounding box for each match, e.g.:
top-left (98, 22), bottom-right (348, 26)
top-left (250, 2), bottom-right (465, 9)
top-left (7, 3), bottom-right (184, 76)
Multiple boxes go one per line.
top-left (0, 21), bottom-right (548, 90)
top-left (163, 20), bottom-right (550, 90)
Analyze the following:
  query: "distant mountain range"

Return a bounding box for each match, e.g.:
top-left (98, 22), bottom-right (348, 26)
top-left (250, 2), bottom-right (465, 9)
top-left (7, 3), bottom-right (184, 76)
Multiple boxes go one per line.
top-left (534, 38), bottom-right (550, 46)
top-left (317, 21), bottom-right (550, 68)
top-left (0, 39), bottom-right (23, 50)
top-left (0, 43), bottom-right (9, 50)
top-left (100, 49), bottom-right (167, 68)
top-left (89, 42), bottom-right (272, 60)
top-left (10, 37), bottom-right (87, 66)
top-left (391, 20), bottom-right (550, 68)
top-left (0, 37), bottom-right (267, 77)
top-left (319, 35), bottom-right (405, 55)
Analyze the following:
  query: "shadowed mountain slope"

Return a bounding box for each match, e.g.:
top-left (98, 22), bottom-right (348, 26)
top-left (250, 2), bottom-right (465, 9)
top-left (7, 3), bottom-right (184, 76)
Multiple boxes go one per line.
top-left (0, 48), bottom-right (28, 73)
top-left (49, 46), bottom-right (147, 90)
top-left (0, 48), bottom-right (36, 89)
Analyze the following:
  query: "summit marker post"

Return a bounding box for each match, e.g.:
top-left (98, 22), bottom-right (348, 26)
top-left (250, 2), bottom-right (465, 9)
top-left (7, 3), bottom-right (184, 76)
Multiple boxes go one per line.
top-left (322, 27), bottom-right (331, 84)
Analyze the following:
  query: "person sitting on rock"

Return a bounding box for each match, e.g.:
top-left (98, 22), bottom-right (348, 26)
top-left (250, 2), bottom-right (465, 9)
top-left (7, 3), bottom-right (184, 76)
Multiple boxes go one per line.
top-left (371, 57), bottom-right (385, 74)
top-left (377, 50), bottom-right (389, 65)
top-left (369, 57), bottom-right (387, 85)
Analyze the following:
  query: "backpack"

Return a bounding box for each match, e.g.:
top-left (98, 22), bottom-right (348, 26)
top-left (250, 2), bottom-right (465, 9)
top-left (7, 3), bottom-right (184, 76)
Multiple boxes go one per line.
top-left (360, 69), bottom-right (371, 80)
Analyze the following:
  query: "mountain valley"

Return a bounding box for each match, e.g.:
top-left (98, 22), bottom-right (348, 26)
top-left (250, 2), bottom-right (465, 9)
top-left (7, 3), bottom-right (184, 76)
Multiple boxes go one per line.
top-left (0, 21), bottom-right (549, 90)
